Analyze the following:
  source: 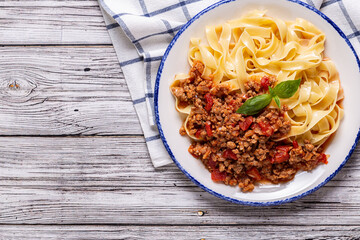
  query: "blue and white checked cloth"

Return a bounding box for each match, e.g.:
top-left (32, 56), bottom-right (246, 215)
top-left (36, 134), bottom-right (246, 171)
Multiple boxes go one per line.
top-left (98, 0), bottom-right (360, 168)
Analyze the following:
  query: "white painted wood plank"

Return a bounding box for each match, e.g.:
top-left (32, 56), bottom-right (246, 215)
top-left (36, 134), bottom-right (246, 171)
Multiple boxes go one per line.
top-left (0, 225), bottom-right (358, 240)
top-left (0, 47), bottom-right (141, 135)
top-left (3, 184), bottom-right (360, 225)
top-left (0, 0), bottom-right (359, 233)
top-left (0, 136), bottom-right (359, 187)
top-left (0, 136), bottom-right (359, 225)
top-left (0, 0), bottom-right (111, 45)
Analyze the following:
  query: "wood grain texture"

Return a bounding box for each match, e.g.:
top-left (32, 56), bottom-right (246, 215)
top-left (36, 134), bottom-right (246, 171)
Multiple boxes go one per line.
top-left (0, 0), bottom-right (111, 45)
top-left (0, 0), bottom-right (359, 239)
top-left (0, 225), bottom-right (358, 240)
top-left (0, 47), bottom-right (141, 135)
top-left (0, 136), bottom-right (359, 225)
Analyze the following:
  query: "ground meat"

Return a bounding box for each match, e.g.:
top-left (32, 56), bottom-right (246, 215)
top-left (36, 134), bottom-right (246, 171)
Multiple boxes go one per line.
top-left (179, 125), bottom-right (186, 136)
top-left (172, 61), bottom-right (327, 192)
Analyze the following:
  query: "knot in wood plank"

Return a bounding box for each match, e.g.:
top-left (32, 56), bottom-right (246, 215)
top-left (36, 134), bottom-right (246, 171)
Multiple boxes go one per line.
top-left (0, 70), bottom-right (38, 102)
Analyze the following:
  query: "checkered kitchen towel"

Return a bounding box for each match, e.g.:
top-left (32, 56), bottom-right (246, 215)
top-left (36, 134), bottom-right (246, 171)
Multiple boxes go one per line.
top-left (98, 0), bottom-right (360, 168)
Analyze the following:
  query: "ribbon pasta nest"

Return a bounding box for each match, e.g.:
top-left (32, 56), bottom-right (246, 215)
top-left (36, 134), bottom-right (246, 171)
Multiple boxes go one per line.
top-left (170, 10), bottom-right (343, 191)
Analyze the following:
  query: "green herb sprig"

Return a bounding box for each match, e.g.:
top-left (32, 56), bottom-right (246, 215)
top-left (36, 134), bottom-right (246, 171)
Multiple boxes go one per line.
top-left (236, 79), bottom-right (301, 115)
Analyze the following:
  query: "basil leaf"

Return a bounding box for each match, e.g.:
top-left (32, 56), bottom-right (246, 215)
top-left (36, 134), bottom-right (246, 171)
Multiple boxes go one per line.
top-left (274, 95), bottom-right (281, 108)
top-left (236, 94), bottom-right (272, 115)
top-left (273, 79), bottom-right (301, 98)
top-left (269, 86), bottom-right (276, 97)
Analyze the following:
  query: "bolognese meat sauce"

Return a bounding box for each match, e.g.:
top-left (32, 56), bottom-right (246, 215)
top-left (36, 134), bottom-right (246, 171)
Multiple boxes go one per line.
top-left (171, 61), bottom-right (327, 192)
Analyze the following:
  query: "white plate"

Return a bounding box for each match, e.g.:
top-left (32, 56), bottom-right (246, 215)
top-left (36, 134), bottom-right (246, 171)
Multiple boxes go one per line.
top-left (155, 0), bottom-right (360, 206)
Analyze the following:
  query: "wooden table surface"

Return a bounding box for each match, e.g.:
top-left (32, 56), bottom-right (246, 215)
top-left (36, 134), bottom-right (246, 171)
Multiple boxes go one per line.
top-left (0, 1), bottom-right (359, 239)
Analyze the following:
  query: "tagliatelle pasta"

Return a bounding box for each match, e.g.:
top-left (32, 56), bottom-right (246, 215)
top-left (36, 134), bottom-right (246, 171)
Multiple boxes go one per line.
top-left (172, 10), bottom-right (343, 147)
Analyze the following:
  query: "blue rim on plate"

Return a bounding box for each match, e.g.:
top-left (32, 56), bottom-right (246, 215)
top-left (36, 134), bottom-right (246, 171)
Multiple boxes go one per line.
top-left (154, 0), bottom-right (360, 206)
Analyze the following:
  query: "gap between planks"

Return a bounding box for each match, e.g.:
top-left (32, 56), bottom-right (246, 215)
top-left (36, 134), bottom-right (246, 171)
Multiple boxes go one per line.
top-left (0, 223), bottom-right (359, 227)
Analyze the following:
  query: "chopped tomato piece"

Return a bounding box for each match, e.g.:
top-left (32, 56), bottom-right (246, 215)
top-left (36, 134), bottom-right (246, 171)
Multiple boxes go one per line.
top-left (271, 145), bottom-right (291, 164)
top-left (211, 169), bottom-right (227, 182)
top-left (271, 151), bottom-right (289, 164)
top-left (258, 121), bottom-right (274, 136)
top-left (229, 99), bottom-right (236, 106)
top-left (239, 116), bottom-right (253, 131)
top-left (205, 122), bottom-right (212, 137)
top-left (223, 149), bottom-right (237, 160)
top-left (276, 145), bottom-right (292, 152)
top-left (204, 93), bottom-right (214, 112)
top-left (260, 76), bottom-right (270, 89)
top-left (246, 167), bottom-right (262, 181)
top-left (208, 158), bottom-right (217, 170)
top-left (318, 153), bottom-right (328, 164)
top-left (292, 140), bottom-right (299, 148)
top-left (195, 129), bottom-right (202, 138)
